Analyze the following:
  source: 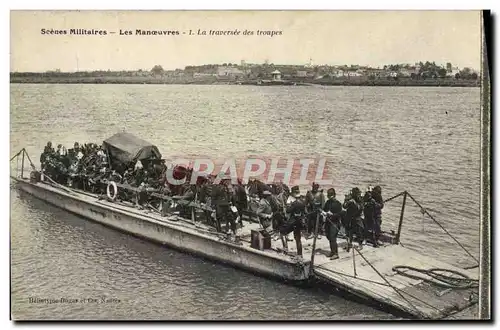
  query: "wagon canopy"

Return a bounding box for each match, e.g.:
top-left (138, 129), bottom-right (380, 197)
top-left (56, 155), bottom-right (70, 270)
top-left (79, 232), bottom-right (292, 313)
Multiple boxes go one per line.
top-left (102, 132), bottom-right (162, 169)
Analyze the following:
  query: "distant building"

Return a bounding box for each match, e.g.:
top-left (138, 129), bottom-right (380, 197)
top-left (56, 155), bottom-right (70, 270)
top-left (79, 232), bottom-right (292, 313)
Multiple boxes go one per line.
top-left (296, 70), bottom-right (307, 77)
top-left (305, 58), bottom-right (314, 68)
top-left (446, 66), bottom-right (460, 77)
top-left (271, 70), bottom-right (282, 81)
top-left (193, 73), bottom-right (216, 78)
top-left (217, 66), bottom-right (245, 77)
top-left (398, 66), bottom-right (419, 77)
top-left (164, 70), bottom-right (184, 77)
top-left (332, 69), bottom-right (345, 78)
top-left (355, 69), bottom-right (366, 76)
top-left (366, 68), bottom-right (388, 78)
top-left (347, 71), bottom-right (363, 77)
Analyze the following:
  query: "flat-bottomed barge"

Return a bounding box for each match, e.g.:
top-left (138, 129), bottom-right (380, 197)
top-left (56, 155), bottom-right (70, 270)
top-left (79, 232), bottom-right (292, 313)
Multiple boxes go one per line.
top-left (10, 138), bottom-right (479, 319)
top-left (11, 175), bottom-right (479, 319)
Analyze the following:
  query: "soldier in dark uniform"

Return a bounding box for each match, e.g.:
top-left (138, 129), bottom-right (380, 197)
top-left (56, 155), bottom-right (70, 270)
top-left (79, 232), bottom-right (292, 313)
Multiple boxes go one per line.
top-left (256, 190), bottom-right (274, 230)
top-left (211, 179), bottom-right (236, 234)
top-left (363, 190), bottom-right (377, 247)
top-left (43, 141), bottom-right (55, 154)
top-left (232, 179), bottom-right (248, 227)
top-left (323, 188), bottom-right (343, 259)
top-left (281, 186), bottom-right (306, 257)
top-left (371, 186), bottom-right (384, 244)
top-left (305, 182), bottom-right (325, 238)
top-left (343, 187), bottom-right (364, 251)
top-left (269, 192), bottom-right (286, 239)
top-left (198, 178), bottom-right (215, 226)
top-left (40, 141), bottom-right (55, 169)
top-left (133, 167), bottom-right (146, 187)
top-left (176, 183), bottom-right (197, 219)
top-left (67, 142), bottom-right (80, 163)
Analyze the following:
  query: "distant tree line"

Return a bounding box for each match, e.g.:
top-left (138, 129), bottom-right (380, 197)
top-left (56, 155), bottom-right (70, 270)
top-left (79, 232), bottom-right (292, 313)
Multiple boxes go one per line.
top-left (10, 60), bottom-right (480, 81)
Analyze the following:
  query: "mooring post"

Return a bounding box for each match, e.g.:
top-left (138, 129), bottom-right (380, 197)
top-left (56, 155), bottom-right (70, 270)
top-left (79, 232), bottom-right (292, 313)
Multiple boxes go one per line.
top-left (309, 211), bottom-right (321, 277)
top-left (395, 191), bottom-right (407, 244)
top-left (21, 149), bottom-right (25, 179)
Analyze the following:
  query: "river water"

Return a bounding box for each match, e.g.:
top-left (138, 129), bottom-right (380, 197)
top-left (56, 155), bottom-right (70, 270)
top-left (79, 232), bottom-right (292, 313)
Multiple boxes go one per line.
top-left (10, 84), bottom-right (481, 320)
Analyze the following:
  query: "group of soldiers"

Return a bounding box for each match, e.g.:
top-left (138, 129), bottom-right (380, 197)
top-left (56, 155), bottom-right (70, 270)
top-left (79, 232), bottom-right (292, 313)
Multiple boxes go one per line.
top-left (39, 141), bottom-right (110, 187)
top-left (254, 183), bottom-right (384, 260)
top-left (39, 141), bottom-right (384, 260)
top-left (39, 141), bottom-right (167, 193)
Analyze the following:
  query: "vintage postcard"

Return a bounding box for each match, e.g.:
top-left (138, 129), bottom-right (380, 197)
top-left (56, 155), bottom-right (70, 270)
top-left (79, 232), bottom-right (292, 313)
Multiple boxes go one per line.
top-left (9, 10), bottom-right (490, 320)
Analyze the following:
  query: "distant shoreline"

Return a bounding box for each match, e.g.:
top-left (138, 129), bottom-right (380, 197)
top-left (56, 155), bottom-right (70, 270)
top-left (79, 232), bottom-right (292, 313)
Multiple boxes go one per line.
top-left (10, 76), bottom-right (480, 87)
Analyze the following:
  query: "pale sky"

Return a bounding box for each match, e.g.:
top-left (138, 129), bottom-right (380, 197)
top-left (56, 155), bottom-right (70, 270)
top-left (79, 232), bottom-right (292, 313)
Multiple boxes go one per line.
top-left (10, 10), bottom-right (482, 72)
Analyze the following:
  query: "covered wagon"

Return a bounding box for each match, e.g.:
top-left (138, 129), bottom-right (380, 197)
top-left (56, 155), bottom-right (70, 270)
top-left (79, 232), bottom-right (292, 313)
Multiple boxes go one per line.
top-left (102, 132), bottom-right (162, 172)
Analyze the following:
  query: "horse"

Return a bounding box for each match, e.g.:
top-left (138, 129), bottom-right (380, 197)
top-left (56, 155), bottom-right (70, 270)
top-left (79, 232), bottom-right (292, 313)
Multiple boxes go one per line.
top-left (247, 178), bottom-right (270, 197)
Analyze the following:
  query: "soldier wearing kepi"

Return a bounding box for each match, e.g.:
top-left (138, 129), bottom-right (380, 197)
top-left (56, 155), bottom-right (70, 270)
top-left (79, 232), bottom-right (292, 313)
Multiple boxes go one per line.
top-left (256, 190), bottom-right (274, 231)
top-left (280, 186), bottom-right (306, 257)
top-left (40, 141), bottom-right (55, 168)
top-left (323, 188), bottom-right (342, 259)
top-left (232, 178), bottom-right (248, 227)
top-left (211, 178), bottom-right (237, 235)
top-left (362, 189), bottom-right (377, 247)
top-left (305, 182), bottom-right (325, 239)
top-left (371, 185), bottom-right (384, 245)
top-left (343, 187), bottom-right (364, 251)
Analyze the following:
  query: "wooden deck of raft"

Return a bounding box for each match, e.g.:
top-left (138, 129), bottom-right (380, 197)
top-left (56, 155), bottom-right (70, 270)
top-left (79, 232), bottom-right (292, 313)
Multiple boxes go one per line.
top-left (234, 218), bottom-right (478, 319)
top-left (311, 242), bottom-right (479, 319)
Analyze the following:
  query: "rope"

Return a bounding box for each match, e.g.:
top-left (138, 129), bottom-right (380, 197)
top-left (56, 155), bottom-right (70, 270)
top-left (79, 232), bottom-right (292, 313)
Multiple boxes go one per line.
top-left (383, 191), bottom-right (405, 203)
top-left (314, 266), bottom-right (442, 313)
top-left (406, 192), bottom-right (479, 265)
top-left (10, 149), bottom-right (22, 162)
top-left (43, 173), bottom-right (77, 195)
top-left (315, 264), bottom-right (388, 287)
top-left (384, 190), bottom-right (479, 268)
top-left (392, 265), bottom-right (478, 290)
top-left (23, 149), bottom-right (37, 170)
top-left (353, 246), bottom-right (427, 319)
top-left (464, 264), bottom-right (479, 270)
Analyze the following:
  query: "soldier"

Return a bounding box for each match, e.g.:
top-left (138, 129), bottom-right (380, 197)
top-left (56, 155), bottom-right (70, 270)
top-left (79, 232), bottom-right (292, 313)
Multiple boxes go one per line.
top-left (343, 187), bottom-right (364, 251)
top-left (176, 183), bottom-right (197, 219)
top-left (371, 186), bottom-right (384, 244)
top-left (232, 179), bottom-right (248, 227)
top-left (198, 176), bottom-right (215, 226)
top-left (56, 144), bottom-right (63, 158)
top-left (281, 186), bottom-right (306, 257)
top-left (363, 190), bottom-right (377, 247)
top-left (40, 141), bottom-right (55, 169)
top-left (269, 191), bottom-right (286, 240)
top-left (323, 188), bottom-right (342, 259)
top-left (256, 190), bottom-right (273, 231)
top-left (211, 178), bottom-right (236, 235)
top-left (305, 182), bottom-right (325, 239)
